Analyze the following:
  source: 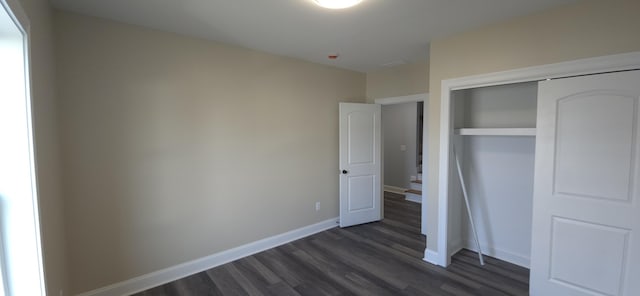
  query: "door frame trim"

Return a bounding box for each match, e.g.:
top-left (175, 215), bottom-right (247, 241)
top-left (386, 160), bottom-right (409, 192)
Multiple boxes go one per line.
top-left (431, 51), bottom-right (640, 267)
top-left (374, 93), bottom-right (428, 105)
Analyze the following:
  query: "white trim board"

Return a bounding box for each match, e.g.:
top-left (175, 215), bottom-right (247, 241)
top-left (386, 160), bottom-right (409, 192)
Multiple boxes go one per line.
top-left (383, 185), bottom-right (407, 195)
top-left (448, 238), bottom-right (529, 268)
top-left (423, 249), bottom-right (439, 265)
top-left (459, 241), bottom-right (530, 269)
top-left (404, 194), bottom-right (422, 204)
top-left (1, 0), bottom-right (30, 30)
top-left (447, 240), bottom-right (529, 268)
top-left (374, 93), bottom-right (428, 105)
top-left (433, 51), bottom-right (640, 268)
top-left (76, 218), bottom-right (339, 296)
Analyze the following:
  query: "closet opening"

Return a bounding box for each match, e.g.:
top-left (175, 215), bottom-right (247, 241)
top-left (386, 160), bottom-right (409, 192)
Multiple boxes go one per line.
top-left (432, 51), bottom-right (640, 271)
top-left (448, 81), bottom-right (538, 268)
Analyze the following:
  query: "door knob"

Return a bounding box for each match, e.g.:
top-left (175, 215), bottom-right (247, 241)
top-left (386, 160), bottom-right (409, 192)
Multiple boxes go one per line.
top-left (342, 170), bottom-right (348, 174)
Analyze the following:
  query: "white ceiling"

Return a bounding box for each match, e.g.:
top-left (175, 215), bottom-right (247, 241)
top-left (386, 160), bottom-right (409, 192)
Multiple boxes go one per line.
top-left (49, 0), bottom-right (577, 72)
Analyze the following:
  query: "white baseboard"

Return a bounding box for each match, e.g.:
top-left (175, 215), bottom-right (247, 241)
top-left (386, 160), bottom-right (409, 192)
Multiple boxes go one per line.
top-left (77, 218), bottom-right (339, 296)
top-left (460, 240), bottom-right (530, 268)
top-left (404, 194), bottom-right (422, 204)
top-left (423, 248), bottom-right (440, 266)
top-left (383, 185), bottom-right (407, 195)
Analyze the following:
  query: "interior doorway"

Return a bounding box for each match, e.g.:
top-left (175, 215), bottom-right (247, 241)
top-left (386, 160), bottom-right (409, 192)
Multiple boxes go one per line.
top-left (376, 93), bottom-right (428, 235)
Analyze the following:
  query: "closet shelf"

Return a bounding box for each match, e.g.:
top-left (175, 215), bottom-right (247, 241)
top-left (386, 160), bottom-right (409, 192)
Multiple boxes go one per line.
top-left (454, 128), bottom-right (536, 136)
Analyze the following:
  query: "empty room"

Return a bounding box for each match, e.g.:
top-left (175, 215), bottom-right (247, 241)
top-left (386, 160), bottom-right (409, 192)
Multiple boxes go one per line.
top-left (0, 0), bottom-right (639, 295)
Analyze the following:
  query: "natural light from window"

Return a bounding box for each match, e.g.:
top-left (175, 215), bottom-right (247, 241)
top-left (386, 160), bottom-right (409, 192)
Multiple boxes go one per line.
top-left (0, 1), bottom-right (45, 295)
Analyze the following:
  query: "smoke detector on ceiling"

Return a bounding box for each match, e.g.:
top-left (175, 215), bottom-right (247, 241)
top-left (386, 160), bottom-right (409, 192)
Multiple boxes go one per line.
top-left (313, 0), bottom-right (363, 9)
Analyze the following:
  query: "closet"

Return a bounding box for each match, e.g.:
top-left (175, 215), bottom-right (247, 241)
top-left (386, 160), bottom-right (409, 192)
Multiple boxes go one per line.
top-left (435, 54), bottom-right (640, 295)
top-left (448, 81), bottom-right (538, 268)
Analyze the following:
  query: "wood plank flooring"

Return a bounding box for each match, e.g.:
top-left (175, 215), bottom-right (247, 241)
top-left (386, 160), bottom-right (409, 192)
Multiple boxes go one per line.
top-left (135, 192), bottom-right (529, 296)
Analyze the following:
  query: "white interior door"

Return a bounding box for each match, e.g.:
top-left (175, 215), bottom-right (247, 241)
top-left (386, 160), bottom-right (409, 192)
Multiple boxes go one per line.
top-left (531, 70), bottom-right (640, 296)
top-left (339, 103), bottom-right (382, 227)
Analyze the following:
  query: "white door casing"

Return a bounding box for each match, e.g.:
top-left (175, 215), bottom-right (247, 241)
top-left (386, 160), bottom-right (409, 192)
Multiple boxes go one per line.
top-left (530, 70), bottom-right (640, 295)
top-left (339, 103), bottom-right (382, 227)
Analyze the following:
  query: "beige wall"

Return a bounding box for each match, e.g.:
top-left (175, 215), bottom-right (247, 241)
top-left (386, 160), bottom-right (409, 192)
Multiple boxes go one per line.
top-left (426, 0), bottom-right (640, 252)
top-left (366, 62), bottom-right (429, 101)
top-left (14, 0), bottom-right (68, 295)
top-left (54, 11), bottom-right (365, 294)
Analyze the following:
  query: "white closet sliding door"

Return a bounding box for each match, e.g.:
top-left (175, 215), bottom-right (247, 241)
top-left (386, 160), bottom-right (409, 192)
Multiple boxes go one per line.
top-left (530, 70), bottom-right (640, 296)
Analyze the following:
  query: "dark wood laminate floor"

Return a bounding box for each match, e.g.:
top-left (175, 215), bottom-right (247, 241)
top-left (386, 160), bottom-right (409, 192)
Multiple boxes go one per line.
top-left (135, 192), bottom-right (529, 296)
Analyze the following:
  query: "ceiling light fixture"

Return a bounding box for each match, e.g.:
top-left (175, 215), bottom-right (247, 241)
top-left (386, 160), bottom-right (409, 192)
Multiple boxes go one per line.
top-left (314, 0), bottom-right (363, 9)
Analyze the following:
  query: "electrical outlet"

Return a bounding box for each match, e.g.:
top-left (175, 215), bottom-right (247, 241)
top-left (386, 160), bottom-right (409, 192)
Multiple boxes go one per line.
top-left (315, 202), bottom-right (320, 211)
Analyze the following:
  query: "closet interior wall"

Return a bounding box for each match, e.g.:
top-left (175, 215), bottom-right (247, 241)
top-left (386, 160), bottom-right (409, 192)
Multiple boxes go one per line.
top-left (449, 82), bottom-right (538, 268)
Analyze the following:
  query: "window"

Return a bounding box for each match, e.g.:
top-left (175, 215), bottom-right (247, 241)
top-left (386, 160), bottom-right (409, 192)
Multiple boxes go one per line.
top-left (0, 1), bottom-right (45, 295)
